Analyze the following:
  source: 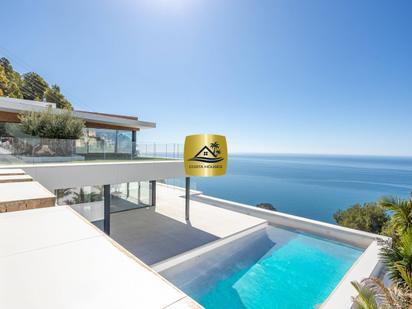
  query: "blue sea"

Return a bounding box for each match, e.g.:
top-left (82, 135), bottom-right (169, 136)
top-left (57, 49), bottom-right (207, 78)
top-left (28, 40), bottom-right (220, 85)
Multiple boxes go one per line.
top-left (188, 154), bottom-right (412, 223)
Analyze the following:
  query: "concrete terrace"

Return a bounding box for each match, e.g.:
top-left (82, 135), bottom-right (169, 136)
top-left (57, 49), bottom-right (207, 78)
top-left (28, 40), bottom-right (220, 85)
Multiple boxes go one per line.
top-left (110, 184), bottom-right (267, 265)
top-left (0, 206), bottom-right (199, 309)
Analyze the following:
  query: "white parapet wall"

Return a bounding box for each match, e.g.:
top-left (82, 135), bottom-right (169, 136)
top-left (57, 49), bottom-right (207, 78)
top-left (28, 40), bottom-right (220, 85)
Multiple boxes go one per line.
top-left (192, 194), bottom-right (386, 248)
top-left (0, 160), bottom-right (186, 191)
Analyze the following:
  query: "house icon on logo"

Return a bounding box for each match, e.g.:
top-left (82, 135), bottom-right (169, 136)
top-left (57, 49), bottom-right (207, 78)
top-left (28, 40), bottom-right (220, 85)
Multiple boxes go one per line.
top-left (189, 145), bottom-right (224, 163)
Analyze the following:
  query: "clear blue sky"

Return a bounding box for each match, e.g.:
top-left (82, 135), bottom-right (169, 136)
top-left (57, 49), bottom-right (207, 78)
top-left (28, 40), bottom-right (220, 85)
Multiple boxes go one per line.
top-left (1, 0), bottom-right (411, 156)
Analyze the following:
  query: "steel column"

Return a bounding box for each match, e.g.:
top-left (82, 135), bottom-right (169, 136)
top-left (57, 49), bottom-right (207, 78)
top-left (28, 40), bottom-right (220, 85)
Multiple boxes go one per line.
top-left (132, 130), bottom-right (137, 157)
top-left (103, 184), bottom-right (111, 235)
top-left (150, 180), bottom-right (156, 206)
top-left (185, 177), bottom-right (190, 221)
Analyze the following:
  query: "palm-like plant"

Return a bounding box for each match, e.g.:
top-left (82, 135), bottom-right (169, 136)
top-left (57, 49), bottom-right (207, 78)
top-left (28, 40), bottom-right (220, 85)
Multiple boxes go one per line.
top-left (72, 187), bottom-right (102, 204)
top-left (352, 196), bottom-right (412, 309)
top-left (57, 187), bottom-right (103, 205)
top-left (380, 230), bottom-right (412, 284)
top-left (352, 280), bottom-right (379, 309)
top-left (352, 277), bottom-right (412, 309)
top-left (379, 196), bottom-right (412, 236)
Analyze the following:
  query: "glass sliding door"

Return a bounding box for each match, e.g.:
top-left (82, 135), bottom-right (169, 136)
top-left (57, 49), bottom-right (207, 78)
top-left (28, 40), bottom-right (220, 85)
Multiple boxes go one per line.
top-left (55, 185), bottom-right (105, 230)
top-left (110, 181), bottom-right (151, 213)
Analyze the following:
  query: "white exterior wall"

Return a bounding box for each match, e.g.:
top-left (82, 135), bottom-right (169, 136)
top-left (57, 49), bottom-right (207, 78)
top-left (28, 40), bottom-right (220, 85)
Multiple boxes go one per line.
top-left (0, 161), bottom-right (185, 191)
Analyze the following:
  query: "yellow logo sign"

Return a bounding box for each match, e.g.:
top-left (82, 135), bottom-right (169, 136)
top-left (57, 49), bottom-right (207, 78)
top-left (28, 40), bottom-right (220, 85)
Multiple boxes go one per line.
top-left (184, 134), bottom-right (228, 177)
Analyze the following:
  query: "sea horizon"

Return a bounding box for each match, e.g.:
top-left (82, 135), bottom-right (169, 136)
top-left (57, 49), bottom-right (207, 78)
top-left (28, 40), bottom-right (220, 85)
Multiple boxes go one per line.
top-left (228, 152), bottom-right (412, 159)
top-left (173, 153), bottom-right (412, 223)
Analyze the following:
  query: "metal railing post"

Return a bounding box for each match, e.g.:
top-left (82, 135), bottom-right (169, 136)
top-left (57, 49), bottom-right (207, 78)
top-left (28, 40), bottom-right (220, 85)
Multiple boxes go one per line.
top-left (185, 177), bottom-right (190, 221)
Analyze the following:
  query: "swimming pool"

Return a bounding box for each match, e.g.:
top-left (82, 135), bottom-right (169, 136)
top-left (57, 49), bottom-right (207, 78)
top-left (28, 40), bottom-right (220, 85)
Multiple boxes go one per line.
top-left (160, 226), bottom-right (363, 309)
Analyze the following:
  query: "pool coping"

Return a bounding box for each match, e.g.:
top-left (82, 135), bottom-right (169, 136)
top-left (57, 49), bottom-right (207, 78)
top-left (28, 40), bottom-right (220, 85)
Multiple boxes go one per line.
top-left (152, 221), bottom-right (268, 273)
top-left (175, 194), bottom-right (391, 308)
top-left (192, 194), bottom-right (388, 248)
top-left (321, 240), bottom-right (387, 308)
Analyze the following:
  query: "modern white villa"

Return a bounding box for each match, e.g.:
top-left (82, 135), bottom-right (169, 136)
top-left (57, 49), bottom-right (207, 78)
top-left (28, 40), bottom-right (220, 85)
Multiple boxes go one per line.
top-left (0, 97), bottom-right (389, 309)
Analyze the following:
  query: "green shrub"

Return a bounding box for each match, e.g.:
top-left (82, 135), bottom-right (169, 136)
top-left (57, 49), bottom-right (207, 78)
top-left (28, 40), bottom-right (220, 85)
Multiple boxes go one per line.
top-left (18, 107), bottom-right (84, 139)
top-left (333, 203), bottom-right (389, 234)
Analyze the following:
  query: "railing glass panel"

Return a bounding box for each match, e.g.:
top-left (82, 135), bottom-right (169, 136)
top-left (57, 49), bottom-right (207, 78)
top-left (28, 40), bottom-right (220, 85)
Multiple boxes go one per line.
top-left (0, 137), bottom-right (182, 165)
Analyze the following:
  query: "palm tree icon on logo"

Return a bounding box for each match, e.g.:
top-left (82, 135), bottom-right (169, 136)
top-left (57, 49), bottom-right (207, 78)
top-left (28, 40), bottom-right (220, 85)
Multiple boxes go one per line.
top-left (210, 142), bottom-right (220, 155)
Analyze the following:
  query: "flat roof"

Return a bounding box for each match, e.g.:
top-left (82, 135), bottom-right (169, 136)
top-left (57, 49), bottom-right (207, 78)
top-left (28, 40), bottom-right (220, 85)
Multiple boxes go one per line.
top-left (0, 96), bottom-right (156, 130)
top-left (0, 168), bottom-right (26, 175)
top-left (0, 174), bottom-right (33, 183)
top-left (0, 181), bottom-right (54, 203)
top-left (0, 206), bottom-right (199, 309)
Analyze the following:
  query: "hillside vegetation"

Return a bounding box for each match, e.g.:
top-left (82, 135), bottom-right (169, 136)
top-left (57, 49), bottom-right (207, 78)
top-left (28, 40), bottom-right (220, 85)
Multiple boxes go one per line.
top-left (0, 57), bottom-right (72, 110)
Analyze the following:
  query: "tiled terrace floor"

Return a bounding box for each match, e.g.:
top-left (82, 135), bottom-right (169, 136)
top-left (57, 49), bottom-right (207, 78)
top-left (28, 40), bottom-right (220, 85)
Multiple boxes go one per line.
top-left (110, 184), bottom-right (266, 265)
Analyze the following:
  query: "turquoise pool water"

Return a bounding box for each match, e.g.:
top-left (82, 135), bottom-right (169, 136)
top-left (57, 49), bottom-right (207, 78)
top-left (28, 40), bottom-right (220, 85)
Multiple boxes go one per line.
top-left (162, 227), bottom-right (363, 309)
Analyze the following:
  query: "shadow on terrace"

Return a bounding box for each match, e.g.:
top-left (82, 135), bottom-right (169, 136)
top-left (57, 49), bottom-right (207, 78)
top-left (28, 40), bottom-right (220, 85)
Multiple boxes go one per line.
top-left (111, 208), bottom-right (219, 265)
top-left (109, 184), bottom-right (266, 265)
top-left (58, 183), bottom-right (266, 266)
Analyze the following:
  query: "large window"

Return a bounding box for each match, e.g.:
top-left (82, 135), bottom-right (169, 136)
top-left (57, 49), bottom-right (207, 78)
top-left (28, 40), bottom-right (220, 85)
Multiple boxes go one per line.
top-left (79, 128), bottom-right (132, 154)
top-left (55, 181), bottom-right (151, 231)
top-left (110, 182), bottom-right (151, 212)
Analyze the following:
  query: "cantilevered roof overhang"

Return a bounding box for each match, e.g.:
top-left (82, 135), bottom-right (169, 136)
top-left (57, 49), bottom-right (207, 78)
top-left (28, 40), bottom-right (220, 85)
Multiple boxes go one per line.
top-left (0, 96), bottom-right (155, 131)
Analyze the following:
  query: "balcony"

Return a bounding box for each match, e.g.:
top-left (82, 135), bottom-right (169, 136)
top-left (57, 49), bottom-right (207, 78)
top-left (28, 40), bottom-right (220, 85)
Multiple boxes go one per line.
top-left (0, 137), bottom-right (182, 165)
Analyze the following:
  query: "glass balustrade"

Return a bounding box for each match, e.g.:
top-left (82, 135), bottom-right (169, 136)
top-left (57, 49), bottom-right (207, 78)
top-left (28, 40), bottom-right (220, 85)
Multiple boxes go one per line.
top-left (0, 136), bottom-right (183, 165)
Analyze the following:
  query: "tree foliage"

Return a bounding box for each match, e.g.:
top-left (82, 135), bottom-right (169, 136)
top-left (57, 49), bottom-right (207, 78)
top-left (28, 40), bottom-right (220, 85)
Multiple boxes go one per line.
top-left (0, 66), bottom-right (7, 96)
top-left (44, 85), bottom-right (72, 110)
top-left (18, 107), bottom-right (84, 139)
top-left (379, 197), bottom-right (412, 236)
top-left (0, 57), bottom-right (23, 98)
top-left (21, 72), bottom-right (49, 101)
top-left (334, 196), bottom-right (412, 237)
top-left (0, 57), bottom-right (72, 108)
top-left (333, 203), bottom-right (390, 234)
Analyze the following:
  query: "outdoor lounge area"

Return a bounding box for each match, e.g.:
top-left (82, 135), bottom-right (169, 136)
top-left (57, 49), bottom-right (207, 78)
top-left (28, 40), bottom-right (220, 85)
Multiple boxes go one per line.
top-left (110, 184), bottom-right (266, 265)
